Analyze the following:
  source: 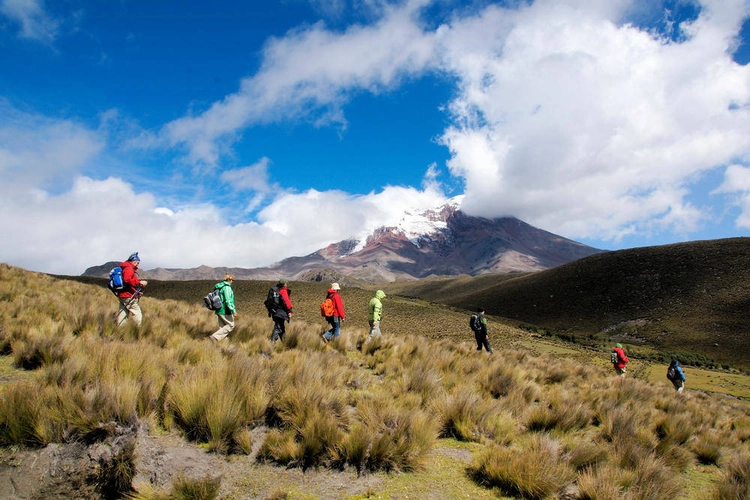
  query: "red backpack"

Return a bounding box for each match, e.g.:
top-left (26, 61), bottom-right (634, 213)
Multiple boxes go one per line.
top-left (320, 297), bottom-right (335, 317)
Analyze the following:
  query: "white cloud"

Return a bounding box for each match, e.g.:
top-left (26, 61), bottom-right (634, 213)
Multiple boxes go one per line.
top-left (0, 173), bottom-right (447, 274)
top-left (438, 0), bottom-right (750, 241)
top-left (0, 101), bottom-right (104, 187)
top-left (0, 0), bottom-right (59, 43)
top-left (220, 157), bottom-right (274, 193)
top-left (162, 0), bottom-right (437, 165)
top-left (0, 101), bottom-right (448, 274)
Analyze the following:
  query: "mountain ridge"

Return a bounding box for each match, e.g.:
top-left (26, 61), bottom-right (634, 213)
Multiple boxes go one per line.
top-left (83, 204), bottom-right (602, 282)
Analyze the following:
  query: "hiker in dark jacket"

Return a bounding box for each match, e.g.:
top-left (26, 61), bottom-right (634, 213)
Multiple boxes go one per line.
top-left (209, 274), bottom-right (236, 343)
top-left (270, 279), bottom-right (293, 342)
top-left (470, 308), bottom-right (493, 354)
top-left (116, 252), bottom-right (148, 326)
top-left (667, 359), bottom-right (686, 393)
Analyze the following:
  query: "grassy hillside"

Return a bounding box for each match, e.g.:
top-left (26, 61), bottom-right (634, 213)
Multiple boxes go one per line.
top-left (385, 238), bottom-right (750, 372)
top-left (2, 263), bottom-right (750, 499)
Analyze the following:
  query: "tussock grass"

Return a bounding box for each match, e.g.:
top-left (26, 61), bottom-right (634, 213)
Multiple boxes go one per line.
top-left (713, 451), bottom-right (750, 499)
top-left (469, 434), bottom-right (576, 499)
top-left (4, 265), bottom-right (750, 497)
top-left (128, 473), bottom-right (221, 500)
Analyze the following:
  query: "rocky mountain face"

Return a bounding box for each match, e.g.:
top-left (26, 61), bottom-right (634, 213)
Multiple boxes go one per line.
top-left (82, 203), bottom-right (602, 283)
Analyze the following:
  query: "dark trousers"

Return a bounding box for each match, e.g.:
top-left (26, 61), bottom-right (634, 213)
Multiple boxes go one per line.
top-left (474, 331), bottom-right (493, 353)
top-left (271, 317), bottom-right (286, 342)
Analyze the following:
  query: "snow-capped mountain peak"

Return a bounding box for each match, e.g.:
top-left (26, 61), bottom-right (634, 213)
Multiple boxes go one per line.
top-left (349, 196), bottom-right (462, 254)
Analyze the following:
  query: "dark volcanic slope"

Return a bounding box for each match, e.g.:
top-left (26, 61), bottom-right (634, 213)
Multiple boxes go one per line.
top-left (394, 238), bottom-right (750, 370)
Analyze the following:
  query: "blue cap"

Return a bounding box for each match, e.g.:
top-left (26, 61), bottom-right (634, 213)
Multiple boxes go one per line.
top-left (128, 252), bottom-right (140, 262)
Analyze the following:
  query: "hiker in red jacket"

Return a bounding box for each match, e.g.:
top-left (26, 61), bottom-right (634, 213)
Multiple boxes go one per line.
top-left (612, 343), bottom-right (629, 377)
top-left (322, 283), bottom-right (346, 343)
top-left (116, 252), bottom-right (148, 326)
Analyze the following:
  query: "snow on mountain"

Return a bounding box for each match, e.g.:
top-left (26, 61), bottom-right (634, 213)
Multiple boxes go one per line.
top-left (349, 196), bottom-right (461, 254)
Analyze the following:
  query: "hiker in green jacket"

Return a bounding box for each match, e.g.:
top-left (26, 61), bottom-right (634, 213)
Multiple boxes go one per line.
top-left (368, 290), bottom-right (386, 338)
top-left (210, 274), bottom-right (236, 342)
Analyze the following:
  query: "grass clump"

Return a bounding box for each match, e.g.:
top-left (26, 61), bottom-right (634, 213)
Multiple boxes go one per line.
top-left (468, 434), bottom-right (575, 499)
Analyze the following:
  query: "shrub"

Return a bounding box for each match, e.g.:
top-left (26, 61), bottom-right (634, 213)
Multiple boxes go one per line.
top-left (170, 473), bottom-right (221, 500)
top-left (12, 327), bottom-right (68, 370)
top-left (713, 452), bottom-right (750, 499)
top-left (0, 382), bottom-right (43, 446)
top-left (575, 464), bottom-right (625, 500)
top-left (258, 428), bottom-right (299, 465)
top-left (628, 454), bottom-right (684, 499)
top-left (345, 396), bottom-right (437, 473)
top-left (482, 365), bottom-right (517, 398)
top-left (97, 439), bottom-right (137, 498)
top-left (692, 430), bottom-right (723, 465)
top-left (432, 390), bottom-right (485, 442)
top-left (468, 434), bottom-right (575, 499)
top-left (563, 440), bottom-right (610, 471)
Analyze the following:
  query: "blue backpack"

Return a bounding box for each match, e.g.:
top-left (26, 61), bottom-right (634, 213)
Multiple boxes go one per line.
top-left (108, 267), bottom-right (124, 294)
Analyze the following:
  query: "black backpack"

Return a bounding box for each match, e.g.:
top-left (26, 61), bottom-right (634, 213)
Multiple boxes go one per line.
top-left (667, 365), bottom-right (677, 381)
top-left (469, 314), bottom-right (481, 332)
top-left (264, 287), bottom-right (280, 315)
top-left (204, 288), bottom-right (223, 311)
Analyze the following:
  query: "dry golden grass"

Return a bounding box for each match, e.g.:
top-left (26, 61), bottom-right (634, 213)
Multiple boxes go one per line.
top-left (2, 264), bottom-right (750, 498)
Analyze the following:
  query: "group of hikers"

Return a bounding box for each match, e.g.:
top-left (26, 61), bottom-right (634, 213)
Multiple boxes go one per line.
top-left (111, 253), bottom-right (388, 344)
top-left (610, 342), bottom-right (687, 392)
top-left (112, 253), bottom-right (687, 393)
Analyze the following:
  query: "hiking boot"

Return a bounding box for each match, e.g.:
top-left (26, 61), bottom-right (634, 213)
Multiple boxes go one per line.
top-left (321, 333), bottom-right (329, 344)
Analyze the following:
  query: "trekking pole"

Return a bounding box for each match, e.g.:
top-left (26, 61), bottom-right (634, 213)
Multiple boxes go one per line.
top-left (125, 286), bottom-right (143, 308)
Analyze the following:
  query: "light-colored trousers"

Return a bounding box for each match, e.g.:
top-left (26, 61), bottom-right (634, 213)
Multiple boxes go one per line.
top-left (368, 320), bottom-right (381, 338)
top-left (211, 314), bottom-right (235, 341)
top-left (117, 297), bottom-right (142, 326)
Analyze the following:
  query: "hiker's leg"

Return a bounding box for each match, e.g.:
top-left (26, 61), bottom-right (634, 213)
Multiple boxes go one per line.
top-left (323, 317), bottom-right (334, 341)
top-left (368, 320), bottom-right (381, 338)
top-left (116, 299), bottom-right (129, 326)
top-left (128, 301), bottom-right (143, 326)
top-left (212, 314), bottom-right (235, 341)
top-left (272, 317), bottom-right (287, 342)
top-left (271, 318), bottom-right (283, 342)
top-left (331, 316), bottom-right (341, 339)
top-left (474, 332), bottom-right (483, 350)
top-left (483, 335), bottom-right (493, 353)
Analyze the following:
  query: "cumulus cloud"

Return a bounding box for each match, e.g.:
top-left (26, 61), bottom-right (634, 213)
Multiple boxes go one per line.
top-left (438, 0), bottom-right (750, 241)
top-left (0, 173), bottom-right (447, 275)
top-left (0, 101), bottom-right (448, 274)
top-left (0, 0), bottom-right (59, 43)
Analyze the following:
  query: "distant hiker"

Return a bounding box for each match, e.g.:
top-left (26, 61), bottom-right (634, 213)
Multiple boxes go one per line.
top-left (667, 359), bottom-right (686, 393)
top-left (470, 308), bottom-right (493, 354)
top-left (611, 343), bottom-right (629, 377)
top-left (209, 274), bottom-right (236, 343)
top-left (266, 278), bottom-right (293, 343)
top-left (367, 290), bottom-right (386, 338)
top-left (322, 283), bottom-right (346, 343)
top-left (115, 252), bottom-right (148, 326)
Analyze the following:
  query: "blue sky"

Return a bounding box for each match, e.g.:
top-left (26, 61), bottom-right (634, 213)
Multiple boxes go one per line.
top-left (2, 0), bottom-right (750, 275)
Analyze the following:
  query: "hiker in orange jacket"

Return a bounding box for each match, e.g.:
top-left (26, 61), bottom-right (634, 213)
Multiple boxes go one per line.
top-left (322, 283), bottom-right (345, 343)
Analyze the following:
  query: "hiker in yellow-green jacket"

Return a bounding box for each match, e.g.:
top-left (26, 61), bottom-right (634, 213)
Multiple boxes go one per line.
top-left (210, 274), bottom-right (236, 343)
top-left (367, 289), bottom-right (386, 338)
